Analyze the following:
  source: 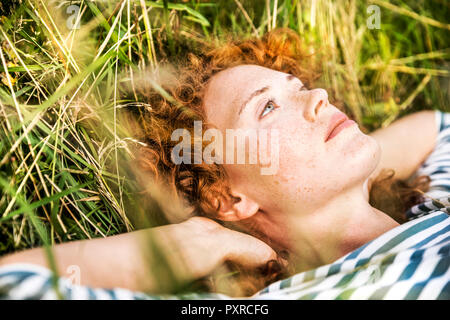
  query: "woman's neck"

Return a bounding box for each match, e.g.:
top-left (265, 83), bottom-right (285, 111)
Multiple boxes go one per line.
top-left (248, 182), bottom-right (400, 273)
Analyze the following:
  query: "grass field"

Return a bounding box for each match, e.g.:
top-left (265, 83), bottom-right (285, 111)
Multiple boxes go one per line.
top-left (0, 0), bottom-right (449, 294)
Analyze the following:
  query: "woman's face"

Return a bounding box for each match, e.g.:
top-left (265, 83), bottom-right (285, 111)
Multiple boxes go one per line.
top-left (203, 64), bottom-right (380, 219)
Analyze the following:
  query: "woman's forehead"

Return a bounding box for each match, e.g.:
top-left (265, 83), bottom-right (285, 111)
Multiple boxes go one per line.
top-left (209, 64), bottom-right (286, 86)
top-left (203, 65), bottom-right (295, 127)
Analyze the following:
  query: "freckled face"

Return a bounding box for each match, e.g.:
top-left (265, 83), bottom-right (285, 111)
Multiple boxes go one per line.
top-left (203, 65), bottom-right (380, 216)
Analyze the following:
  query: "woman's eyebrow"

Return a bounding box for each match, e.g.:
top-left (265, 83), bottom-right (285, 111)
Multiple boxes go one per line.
top-left (238, 86), bottom-right (269, 115)
top-left (287, 74), bottom-right (307, 91)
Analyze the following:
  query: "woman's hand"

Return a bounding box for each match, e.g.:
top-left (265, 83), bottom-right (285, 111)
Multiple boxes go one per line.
top-left (150, 216), bottom-right (278, 282)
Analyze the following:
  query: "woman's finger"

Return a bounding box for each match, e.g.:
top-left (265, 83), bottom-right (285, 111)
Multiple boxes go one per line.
top-left (221, 229), bottom-right (278, 269)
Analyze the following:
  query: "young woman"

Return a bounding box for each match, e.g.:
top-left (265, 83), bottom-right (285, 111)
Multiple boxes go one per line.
top-left (1, 29), bottom-right (449, 299)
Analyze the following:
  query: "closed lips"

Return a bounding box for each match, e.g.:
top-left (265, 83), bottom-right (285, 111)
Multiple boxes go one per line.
top-left (325, 113), bottom-right (349, 142)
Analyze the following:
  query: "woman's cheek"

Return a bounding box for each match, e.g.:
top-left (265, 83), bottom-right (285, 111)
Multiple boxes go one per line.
top-left (336, 134), bottom-right (380, 176)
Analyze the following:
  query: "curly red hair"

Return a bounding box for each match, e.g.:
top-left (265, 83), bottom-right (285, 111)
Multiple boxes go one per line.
top-left (126, 28), bottom-right (322, 217)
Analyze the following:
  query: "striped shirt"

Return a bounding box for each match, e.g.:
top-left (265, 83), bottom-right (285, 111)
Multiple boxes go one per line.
top-left (1, 111), bottom-right (449, 300)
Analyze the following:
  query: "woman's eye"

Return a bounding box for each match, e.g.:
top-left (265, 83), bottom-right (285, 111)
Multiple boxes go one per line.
top-left (261, 101), bottom-right (276, 118)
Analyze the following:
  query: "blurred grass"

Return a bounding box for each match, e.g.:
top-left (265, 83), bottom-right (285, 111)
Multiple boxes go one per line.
top-left (0, 0), bottom-right (448, 294)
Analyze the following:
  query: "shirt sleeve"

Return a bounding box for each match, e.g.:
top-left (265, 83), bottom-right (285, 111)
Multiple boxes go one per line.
top-left (0, 263), bottom-right (151, 300)
top-left (0, 263), bottom-right (231, 300)
top-left (405, 110), bottom-right (450, 220)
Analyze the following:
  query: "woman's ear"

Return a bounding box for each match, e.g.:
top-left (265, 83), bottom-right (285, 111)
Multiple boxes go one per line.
top-left (217, 191), bottom-right (259, 221)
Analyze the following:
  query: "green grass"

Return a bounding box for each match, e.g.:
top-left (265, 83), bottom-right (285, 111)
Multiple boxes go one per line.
top-left (0, 0), bottom-right (449, 293)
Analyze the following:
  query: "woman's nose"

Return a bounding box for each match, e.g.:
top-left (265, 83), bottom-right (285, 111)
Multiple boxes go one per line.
top-left (303, 88), bottom-right (329, 122)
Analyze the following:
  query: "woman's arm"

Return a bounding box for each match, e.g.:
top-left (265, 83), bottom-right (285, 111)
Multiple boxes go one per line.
top-left (0, 227), bottom-right (160, 292)
top-left (368, 110), bottom-right (438, 186)
top-left (0, 217), bottom-right (277, 293)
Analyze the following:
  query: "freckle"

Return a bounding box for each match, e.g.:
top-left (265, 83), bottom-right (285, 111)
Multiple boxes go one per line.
top-left (302, 187), bottom-right (313, 193)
